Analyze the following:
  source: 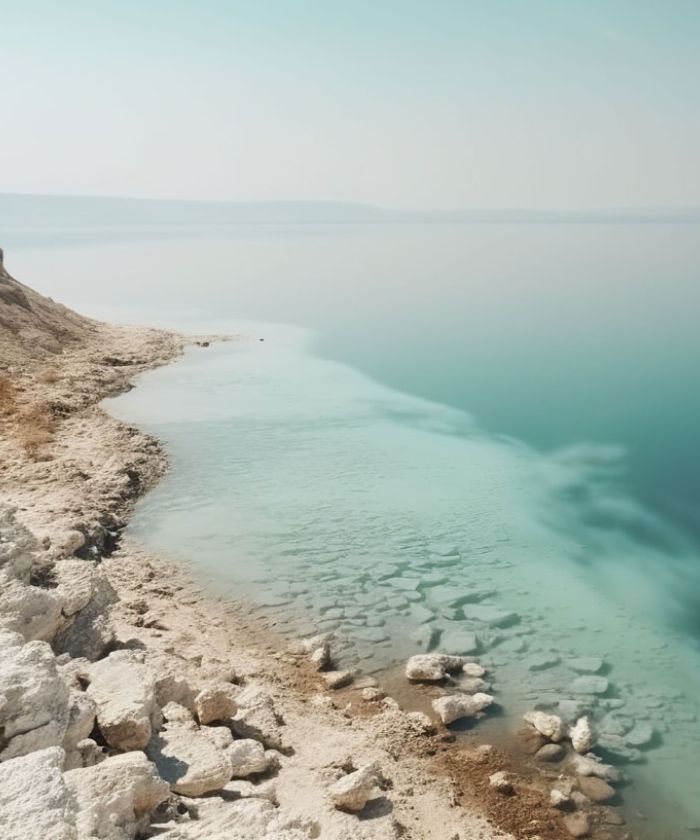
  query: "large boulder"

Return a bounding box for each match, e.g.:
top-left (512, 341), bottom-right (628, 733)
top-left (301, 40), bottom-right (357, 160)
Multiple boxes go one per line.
top-left (0, 747), bottom-right (76, 840)
top-left (147, 724), bottom-right (232, 796)
top-left (432, 692), bottom-right (494, 725)
top-left (0, 630), bottom-right (70, 760)
top-left (65, 751), bottom-right (169, 840)
top-left (569, 716), bottom-right (595, 753)
top-left (87, 650), bottom-right (160, 750)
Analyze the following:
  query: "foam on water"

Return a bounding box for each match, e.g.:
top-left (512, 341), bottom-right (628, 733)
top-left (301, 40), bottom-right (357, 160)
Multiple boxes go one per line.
top-left (111, 322), bottom-right (700, 837)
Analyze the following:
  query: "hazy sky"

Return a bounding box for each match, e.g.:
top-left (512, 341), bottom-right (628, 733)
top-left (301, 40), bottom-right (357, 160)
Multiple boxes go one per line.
top-left (1, 1), bottom-right (699, 208)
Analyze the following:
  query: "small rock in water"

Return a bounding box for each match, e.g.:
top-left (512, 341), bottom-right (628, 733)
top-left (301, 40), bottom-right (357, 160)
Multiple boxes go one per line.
top-left (488, 770), bottom-right (513, 794)
top-left (536, 743), bottom-right (565, 762)
top-left (577, 775), bottom-right (616, 803)
top-left (432, 692), bottom-right (493, 725)
top-left (323, 671), bottom-right (354, 690)
top-left (405, 654), bottom-right (465, 682)
top-left (526, 653), bottom-right (560, 672)
top-left (569, 716), bottom-right (595, 753)
top-left (568, 657), bottom-right (604, 674)
top-left (550, 788), bottom-right (572, 809)
top-left (523, 710), bottom-right (566, 742)
top-left (625, 722), bottom-right (655, 747)
top-left (570, 676), bottom-right (609, 695)
top-left (461, 605), bottom-right (519, 627)
top-left (572, 753), bottom-right (621, 783)
top-left (438, 627), bottom-right (480, 655)
top-left (462, 662), bottom-right (486, 677)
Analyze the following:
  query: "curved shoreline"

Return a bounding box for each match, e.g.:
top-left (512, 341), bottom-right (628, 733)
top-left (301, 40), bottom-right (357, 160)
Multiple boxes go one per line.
top-left (0, 287), bottom-right (636, 839)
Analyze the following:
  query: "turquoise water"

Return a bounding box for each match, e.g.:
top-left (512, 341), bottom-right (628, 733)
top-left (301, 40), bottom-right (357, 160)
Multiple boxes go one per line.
top-left (5, 223), bottom-right (700, 837)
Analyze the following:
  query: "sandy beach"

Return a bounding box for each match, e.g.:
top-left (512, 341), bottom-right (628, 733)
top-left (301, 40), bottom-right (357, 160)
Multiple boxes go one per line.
top-left (0, 250), bottom-right (633, 840)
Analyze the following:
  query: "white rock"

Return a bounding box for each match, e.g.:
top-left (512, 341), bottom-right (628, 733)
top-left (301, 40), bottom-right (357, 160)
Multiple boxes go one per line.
top-left (489, 770), bottom-right (513, 793)
top-left (569, 716), bottom-right (595, 753)
top-left (194, 683), bottom-right (239, 724)
top-left (228, 738), bottom-right (270, 777)
top-left (52, 559), bottom-right (96, 616)
top-left (65, 751), bottom-right (169, 840)
top-left (405, 653), bottom-right (466, 681)
top-left (231, 686), bottom-right (284, 749)
top-left (328, 763), bottom-right (378, 812)
top-left (462, 662), bottom-right (486, 677)
top-left (87, 650), bottom-right (160, 750)
top-left (54, 573), bottom-right (117, 661)
top-left (147, 724), bottom-right (232, 796)
top-left (0, 630), bottom-right (70, 759)
top-left (62, 689), bottom-right (97, 756)
top-left (0, 747), bottom-right (75, 839)
top-left (0, 578), bottom-right (63, 642)
top-left (550, 788), bottom-right (571, 809)
top-left (523, 710), bottom-right (566, 742)
top-left (432, 692), bottom-right (494, 725)
top-left (201, 725), bottom-right (234, 750)
top-left (222, 777), bottom-right (278, 804)
top-left (572, 752), bottom-right (622, 783)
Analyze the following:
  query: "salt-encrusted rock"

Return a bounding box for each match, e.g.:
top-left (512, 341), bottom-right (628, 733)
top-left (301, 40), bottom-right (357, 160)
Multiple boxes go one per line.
top-left (201, 725), bottom-right (234, 750)
top-left (523, 710), bottom-right (565, 742)
top-left (0, 577), bottom-right (63, 642)
top-left (361, 686), bottom-right (385, 701)
top-left (223, 777), bottom-right (279, 804)
top-left (162, 796), bottom-right (308, 838)
top-left (194, 683), bottom-right (239, 724)
top-left (578, 775), bottom-right (616, 803)
top-left (0, 630), bottom-right (70, 760)
top-left (526, 653), bottom-right (560, 671)
top-left (64, 738), bottom-right (106, 771)
top-left (53, 559), bottom-right (97, 616)
top-left (290, 634), bottom-right (332, 670)
top-left (625, 722), bottom-right (655, 747)
top-left (0, 509), bottom-right (34, 583)
top-left (147, 725), bottom-right (232, 796)
top-left (328, 763), bottom-right (378, 812)
top-left (488, 770), bottom-right (513, 794)
top-left (228, 738), bottom-right (270, 777)
top-left (438, 626), bottom-right (480, 655)
top-left (146, 652), bottom-right (197, 709)
top-left (322, 670), bottom-right (354, 689)
top-left (54, 573), bottom-right (117, 661)
top-left (461, 605), bottom-right (518, 627)
top-left (462, 662), bottom-right (486, 677)
top-left (231, 685), bottom-right (284, 749)
top-left (432, 692), bottom-right (494, 725)
top-left (570, 716), bottom-right (595, 753)
top-left (405, 653), bottom-right (466, 681)
top-left (572, 752), bottom-right (621, 783)
top-left (0, 747), bottom-right (75, 839)
top-left (62, 689), bottom-right (97, 754)
top-left (460, 676), bottom-right (490, 694)
top-left (563, 812), bottom-right (591, 838)
top-left (87, 650), bottom-right (160, 750)
top-left (568, 657), bottom-right (604, 674)
top-left (161, 701), bottom-right (197, 729)
top-left (536, 743), bottom-right (565, 762)
top-left (550, 788), bottom-right (571, 809)
top-left (571, 675), bottom-right (609, 695)
top-left (65, 751), bottom-right (169, 839)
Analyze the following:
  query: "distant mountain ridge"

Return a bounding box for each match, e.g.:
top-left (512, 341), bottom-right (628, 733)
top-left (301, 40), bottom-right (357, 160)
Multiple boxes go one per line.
top-left (1, 193), bottom-right (699, 227)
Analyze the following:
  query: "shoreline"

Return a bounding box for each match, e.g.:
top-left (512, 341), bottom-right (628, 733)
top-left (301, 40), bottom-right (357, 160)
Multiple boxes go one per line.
top-left (0, 258), bottom-right (633, 839)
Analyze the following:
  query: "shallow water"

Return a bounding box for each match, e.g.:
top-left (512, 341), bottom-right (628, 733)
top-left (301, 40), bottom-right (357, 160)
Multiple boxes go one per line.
top-left (6, 222), bottom-right (700, 837)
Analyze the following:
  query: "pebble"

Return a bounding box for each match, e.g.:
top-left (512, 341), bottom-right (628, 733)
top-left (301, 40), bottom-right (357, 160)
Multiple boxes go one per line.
top-left (563, 812), bottom-right (590, 838)
top-left (535, 743), bottom-right (565, 762)
top-left (488, 770), bottom-right (513, 794)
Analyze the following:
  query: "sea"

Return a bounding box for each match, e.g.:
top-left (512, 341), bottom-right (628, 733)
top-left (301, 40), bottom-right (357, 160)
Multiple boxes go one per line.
top-left (4, 217), bottom-right (700, 838)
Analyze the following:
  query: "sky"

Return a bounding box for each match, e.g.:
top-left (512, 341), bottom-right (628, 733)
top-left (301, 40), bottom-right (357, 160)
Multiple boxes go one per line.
top-left (1, 0), bottom-right (699, 209)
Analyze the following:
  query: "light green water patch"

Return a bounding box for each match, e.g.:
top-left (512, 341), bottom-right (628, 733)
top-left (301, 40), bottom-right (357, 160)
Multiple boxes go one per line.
top-left (108, 324), bottom-right (700, 838)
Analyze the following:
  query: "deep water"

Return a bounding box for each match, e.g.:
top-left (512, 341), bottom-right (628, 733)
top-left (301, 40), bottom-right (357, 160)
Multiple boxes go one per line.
top-left (5, 221), bottom-right (700, 838)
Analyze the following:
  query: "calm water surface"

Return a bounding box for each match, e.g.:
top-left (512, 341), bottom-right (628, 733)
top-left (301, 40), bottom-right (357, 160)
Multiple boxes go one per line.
top-left (5, 222), bottom-right (700, 837)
